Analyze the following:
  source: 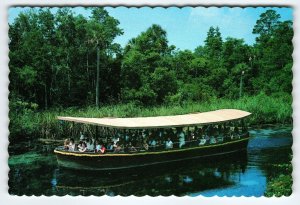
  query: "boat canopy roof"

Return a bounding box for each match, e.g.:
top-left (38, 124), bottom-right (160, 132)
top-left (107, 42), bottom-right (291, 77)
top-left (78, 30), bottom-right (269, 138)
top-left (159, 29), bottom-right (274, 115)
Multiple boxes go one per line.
top-left (57, 109), bottom-right (251, 129)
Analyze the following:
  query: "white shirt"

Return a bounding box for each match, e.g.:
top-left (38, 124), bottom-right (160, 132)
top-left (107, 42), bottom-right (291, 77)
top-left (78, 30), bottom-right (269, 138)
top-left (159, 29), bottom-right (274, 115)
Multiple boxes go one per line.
top-left (69, 143), bottom-right (75, 151)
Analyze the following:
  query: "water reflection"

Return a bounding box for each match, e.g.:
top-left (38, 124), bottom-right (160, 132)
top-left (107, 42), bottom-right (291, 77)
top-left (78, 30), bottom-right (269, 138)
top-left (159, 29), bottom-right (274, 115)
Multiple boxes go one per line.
top-left (51, 151), bottom-right (246, 196)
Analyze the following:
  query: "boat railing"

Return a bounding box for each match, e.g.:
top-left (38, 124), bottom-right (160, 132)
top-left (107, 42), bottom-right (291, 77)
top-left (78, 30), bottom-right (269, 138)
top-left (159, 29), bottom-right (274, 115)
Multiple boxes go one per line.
top-left (55, 132), bottom-right (249, 154)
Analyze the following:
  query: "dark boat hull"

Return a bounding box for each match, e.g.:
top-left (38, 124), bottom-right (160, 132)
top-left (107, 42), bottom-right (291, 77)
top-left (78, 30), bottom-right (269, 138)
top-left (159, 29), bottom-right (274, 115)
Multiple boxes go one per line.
top-left (54, 137), bottom-right (250, 171)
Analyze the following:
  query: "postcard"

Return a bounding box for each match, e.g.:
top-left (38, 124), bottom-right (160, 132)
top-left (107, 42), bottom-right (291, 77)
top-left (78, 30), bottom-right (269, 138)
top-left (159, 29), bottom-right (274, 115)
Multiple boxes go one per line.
top-left (7, 5), bottom-right (293, 197)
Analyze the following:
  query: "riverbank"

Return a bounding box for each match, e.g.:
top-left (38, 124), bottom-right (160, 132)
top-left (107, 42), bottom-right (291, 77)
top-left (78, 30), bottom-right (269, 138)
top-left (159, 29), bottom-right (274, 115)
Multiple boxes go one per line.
top-left (264, 155), bottom-right (293, 197)
top-left (9, 93), bottom-right (292, 142)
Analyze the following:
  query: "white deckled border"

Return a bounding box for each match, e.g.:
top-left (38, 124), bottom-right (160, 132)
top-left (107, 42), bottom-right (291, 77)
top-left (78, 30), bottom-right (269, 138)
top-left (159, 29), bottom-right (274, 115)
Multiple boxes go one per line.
top-left (0, 0), bottom-right (299, 205)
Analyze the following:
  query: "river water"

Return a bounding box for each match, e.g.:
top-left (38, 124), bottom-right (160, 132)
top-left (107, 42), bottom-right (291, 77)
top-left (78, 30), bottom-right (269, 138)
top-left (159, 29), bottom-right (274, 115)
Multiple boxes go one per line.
top-left (8, 126), bottom-right (292, 196)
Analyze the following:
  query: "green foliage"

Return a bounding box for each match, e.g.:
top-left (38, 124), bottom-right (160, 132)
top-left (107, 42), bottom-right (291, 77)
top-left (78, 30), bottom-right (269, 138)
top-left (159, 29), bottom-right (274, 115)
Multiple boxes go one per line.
top-left (264, 155), bottom-right (293, 197)
top-left (9, 8), bottom-right (293, 108)
top-left (253, 9), bottom-right (281, 37)
top-left (9, 95), bottom-right (39, 143)
top-left (8, 93), bottom-right (292, 142)
top-left (151, 67), bottom-right (178, 103)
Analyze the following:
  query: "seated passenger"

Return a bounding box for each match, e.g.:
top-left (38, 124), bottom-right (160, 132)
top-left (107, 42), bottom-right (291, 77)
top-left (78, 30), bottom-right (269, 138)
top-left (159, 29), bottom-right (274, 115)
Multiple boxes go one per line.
top-left (79, 131), bottom-right (85, 141)
top-left (95, 140), bottom-right (101, 152)
top-left (178, 131), bottom-right (185, 148)
top-left (128, 142), bottom-right (137, 152)
top-left (112, 134), bottom-right (120, 145)
top-left (95, 141), bottom-right (106, 153)
top-left (106, 141), bottom-right (114, 151)
top-left (156, 140), bottom-right (164, 150)
top-left (210, 136), bottom-right (217, 144)
top-left (86, 139), bottom-right (95, 151)
top-left (143, 140), bottom-right (149, 151)
top-left (68, 139), bottom-right (75, 151)
top-left (204, 134), bottom-right (210, 142)
top-left (135, 141), bottom-right (142, 151)
top-left (100, 144), bottom-right (106, 153)
top-left (199, 137), bottom-right (206, 146)
top-left (165, 138), bottom-right (173, 149)
top-left (150, 138), bottom-right (156, 146)
top-left (64, 139), bottom-right (70, 150)
top-left (217, 134), bottom-right (224, 143)
top-left (77, 141), bottom-right (83, 150)
top-left (79, 142), bottom-right (87, 152)
top-left (217, 137), bottom-right (224, 143)
top-left (114, 142), bottom-right (122, 153)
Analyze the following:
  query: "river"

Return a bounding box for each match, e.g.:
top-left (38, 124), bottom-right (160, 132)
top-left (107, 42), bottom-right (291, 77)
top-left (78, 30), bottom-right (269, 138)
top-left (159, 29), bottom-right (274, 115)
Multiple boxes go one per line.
top-left (8, 126), bottom-right (292, 196)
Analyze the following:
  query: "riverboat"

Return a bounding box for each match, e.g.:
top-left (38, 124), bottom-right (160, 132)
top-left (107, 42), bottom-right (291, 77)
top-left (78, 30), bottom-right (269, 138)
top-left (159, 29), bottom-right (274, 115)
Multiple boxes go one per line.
top-left (54, 109), bottom-right (251, 171)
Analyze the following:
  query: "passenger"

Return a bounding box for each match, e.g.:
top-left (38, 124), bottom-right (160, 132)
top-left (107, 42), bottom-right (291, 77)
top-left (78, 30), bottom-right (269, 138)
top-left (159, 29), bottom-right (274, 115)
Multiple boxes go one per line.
top-left (165, 138), bottom-right (173, 149)
top-left (178, 129), bottom-right (185, 148)
top-left (114, 142), bottom-right (122, 153)
top-left (190, 132), bottom-right (197, 146)
top-left (210, 136), bottom-right (217, 144)
top-left (86, 139), bottom-right (95, 151)
top-left (112, 133), bottom-right (120, 145)
top-left (217, 135), bottom-right (224, 143)
top-left (199, 136), bottom-right (206, 146)
top-left (149, 138), bottom-right (157, 151)
top-left (135, 141), bottom-right (142, 151)
top-left (150, 138), bottom-right (156, 146)
top-left (142, 130), bottom-right (148, 140)
top-left (68, 138), bottom-right (75, 151)
top-left (128, 142), bottom-right (137, 152)
top-left (95, 140), bottom-right (101, 152)
top-left (125, 131), bottom-right (130, 142)
top-left (77, 141), bottom-right (83, 150)
top-left (143, 139), bottom-right (149, 151)
top-left (106, 141), bottom-right (114, 151)
top-left (95, 141), bottom-right (106, 153)
top-left (156, 140), bottom-right (162, 150)
top-left (163, 130), bottom-right (168, 141)
top-left (79, 142), bottom-right (87, 152)
top-left (204, 134), bottom-right (210, 142)
top-left (64, 139), bottom-right (70, 150)
top-left (80, 131), bottom-right (85, 141)
top-left (100, 144), bottom-right (106, 154)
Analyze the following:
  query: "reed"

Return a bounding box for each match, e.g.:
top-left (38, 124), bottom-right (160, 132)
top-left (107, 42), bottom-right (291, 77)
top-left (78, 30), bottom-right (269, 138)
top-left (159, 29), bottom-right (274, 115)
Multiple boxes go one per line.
top-left (9, 93), bottom-right (292, 140)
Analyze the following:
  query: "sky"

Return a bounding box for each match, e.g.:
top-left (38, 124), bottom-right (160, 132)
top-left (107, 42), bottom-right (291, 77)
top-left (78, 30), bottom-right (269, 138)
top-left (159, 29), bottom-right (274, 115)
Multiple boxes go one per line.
top-left (8, 7), bottom-right (293, 51)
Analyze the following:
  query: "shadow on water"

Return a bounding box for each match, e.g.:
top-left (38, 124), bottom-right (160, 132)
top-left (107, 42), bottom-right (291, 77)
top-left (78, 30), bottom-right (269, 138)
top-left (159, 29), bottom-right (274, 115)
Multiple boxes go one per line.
top-left (53, 151), bottom-right (248, 196)
top-left (8, 125), bottom-right (292, 196)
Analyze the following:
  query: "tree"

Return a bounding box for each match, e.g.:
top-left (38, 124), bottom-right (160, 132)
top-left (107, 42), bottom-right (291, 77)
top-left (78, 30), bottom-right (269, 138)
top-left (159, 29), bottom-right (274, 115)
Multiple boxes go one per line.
top-left (151, 67), bottom-right (178, 103)
top-left (252, 9), bottom-right (293, 94)
top-left (253, 10), bottom-right (281, 38)
top-left (85, 8), bottom-right (123, 106)
top-left (121, 24), bottom-right (173, 105)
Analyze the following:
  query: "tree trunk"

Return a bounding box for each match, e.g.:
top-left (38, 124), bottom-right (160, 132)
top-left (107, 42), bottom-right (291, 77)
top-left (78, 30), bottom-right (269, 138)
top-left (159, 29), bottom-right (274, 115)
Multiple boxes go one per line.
top-left (96, 47), bottom-right (100, 107)
top-left (44, 83), bottom-right (48, 110)
top-left (86, 53), bottom-right (90, 87)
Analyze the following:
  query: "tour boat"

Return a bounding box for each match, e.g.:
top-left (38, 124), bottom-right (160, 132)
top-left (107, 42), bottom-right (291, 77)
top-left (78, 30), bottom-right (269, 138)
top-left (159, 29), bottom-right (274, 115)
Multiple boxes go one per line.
top-left (54, 109), bottom-right (251, 171)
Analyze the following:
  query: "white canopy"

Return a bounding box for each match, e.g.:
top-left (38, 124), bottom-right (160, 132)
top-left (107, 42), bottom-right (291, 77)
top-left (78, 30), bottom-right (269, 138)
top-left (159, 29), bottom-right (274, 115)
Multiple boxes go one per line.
top-left (57, 109), bottom-right (251, 129)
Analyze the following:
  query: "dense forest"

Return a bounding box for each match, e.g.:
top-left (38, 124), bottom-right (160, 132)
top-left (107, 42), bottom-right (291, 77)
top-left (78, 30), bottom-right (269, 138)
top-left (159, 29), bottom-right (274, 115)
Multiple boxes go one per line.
top-left (8, 8), bottom-right (293, 141)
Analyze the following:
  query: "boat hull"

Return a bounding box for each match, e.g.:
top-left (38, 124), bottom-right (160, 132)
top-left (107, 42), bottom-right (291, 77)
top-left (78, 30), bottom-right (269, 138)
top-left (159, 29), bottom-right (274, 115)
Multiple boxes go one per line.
top-left (54, 137), bottom-right (250, 171)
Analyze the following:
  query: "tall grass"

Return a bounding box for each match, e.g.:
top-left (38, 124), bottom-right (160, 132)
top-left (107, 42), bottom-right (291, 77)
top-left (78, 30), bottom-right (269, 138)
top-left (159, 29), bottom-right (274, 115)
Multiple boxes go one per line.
top-left (10, 93), bottom-right (292, 140)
